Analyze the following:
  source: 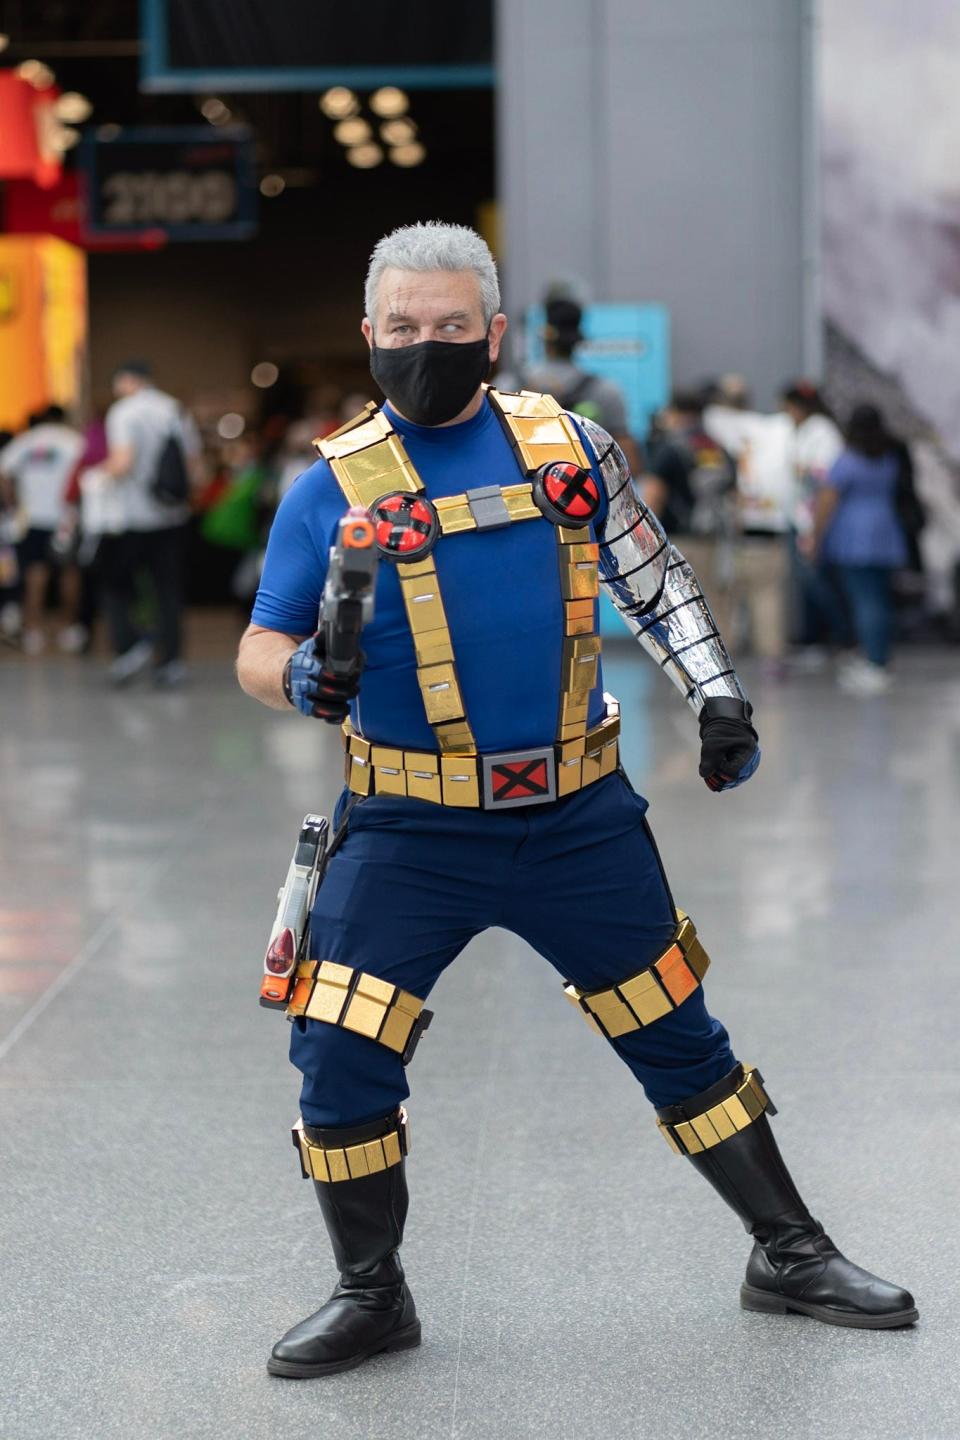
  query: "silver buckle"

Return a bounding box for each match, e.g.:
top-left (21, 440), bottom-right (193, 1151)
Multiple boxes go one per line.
top-left (481, 745), bottom-right (557, 809)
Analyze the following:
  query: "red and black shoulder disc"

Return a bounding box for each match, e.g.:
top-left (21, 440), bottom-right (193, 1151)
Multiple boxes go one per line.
top-left (532, 460), bottom-right (601, 527)
top-left (371, 491), bottom-right (440, 559)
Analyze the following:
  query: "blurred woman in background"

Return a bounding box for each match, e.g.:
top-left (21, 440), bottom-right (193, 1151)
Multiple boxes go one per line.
top-left (815, 403), bottom-right (909, 695)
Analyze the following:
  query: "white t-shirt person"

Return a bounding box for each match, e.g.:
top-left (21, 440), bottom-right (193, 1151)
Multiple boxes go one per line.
top-left (105, 385), bottom-right (200, 532)
top-left (0, 420), bottom-right (84, 531)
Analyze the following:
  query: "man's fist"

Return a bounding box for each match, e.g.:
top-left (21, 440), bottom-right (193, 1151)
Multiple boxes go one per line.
top-left (698, 697), bottom-right (760, 792)
top-left (282, 632), bottom-right (363, 723)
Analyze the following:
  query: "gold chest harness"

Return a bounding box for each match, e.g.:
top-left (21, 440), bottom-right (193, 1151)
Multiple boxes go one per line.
top-left (316, 386), bottom-right (620, 809)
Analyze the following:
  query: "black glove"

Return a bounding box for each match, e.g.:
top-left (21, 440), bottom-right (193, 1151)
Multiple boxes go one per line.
top-left (698, 697), bottom-right (760, 793)
top-left (282, 632), bottom-right (363, 724)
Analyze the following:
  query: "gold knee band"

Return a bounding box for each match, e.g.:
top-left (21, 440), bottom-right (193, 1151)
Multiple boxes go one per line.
top-left (563, 913), bottom-right (710, 1038)
top-left (286, 960), bottom-right (433, 1064)
top-left (656, 1067), bottom-right (771, 1156)
top-left (293, 1109), bottom-right (409, 1183)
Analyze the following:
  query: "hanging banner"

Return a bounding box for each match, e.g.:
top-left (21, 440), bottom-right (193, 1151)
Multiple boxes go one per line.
top-left (0, 72), bottom-right (61, 189)
top-left (140, 0), bottom-right (494, 92)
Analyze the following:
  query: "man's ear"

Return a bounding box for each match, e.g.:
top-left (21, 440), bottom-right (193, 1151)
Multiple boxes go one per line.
top-left (487, 313), bottom-right (508, 366)
top-left (361, 317), bottom-right (374, 351)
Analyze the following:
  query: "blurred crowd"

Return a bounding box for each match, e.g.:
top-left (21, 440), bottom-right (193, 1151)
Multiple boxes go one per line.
top-left (0, 330), bottom-right (956, 696)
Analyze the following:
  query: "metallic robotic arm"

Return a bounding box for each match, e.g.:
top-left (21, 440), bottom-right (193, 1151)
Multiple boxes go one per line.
top-left (577, 416), bottom-right (745, 717)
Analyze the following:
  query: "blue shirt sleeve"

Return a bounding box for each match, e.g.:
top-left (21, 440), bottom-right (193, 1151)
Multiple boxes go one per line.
top-left (250, 460), bottom-right (342, 634)
top-left (826, 452), bottom-right (851, 492)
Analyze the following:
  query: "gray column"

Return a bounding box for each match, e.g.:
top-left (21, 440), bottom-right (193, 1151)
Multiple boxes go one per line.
top-left (496, 0), bottom-right (818, 407)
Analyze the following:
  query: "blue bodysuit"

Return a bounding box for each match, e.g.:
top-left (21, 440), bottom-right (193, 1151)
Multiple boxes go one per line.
top-left (252, 395), bottom-right (743, 1126)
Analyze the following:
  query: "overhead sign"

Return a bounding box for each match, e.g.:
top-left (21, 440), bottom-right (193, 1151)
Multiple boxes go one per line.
top-left (524, 303), bottom-right (671, 441)
top-left (81, 126), bottom-right (257, 242)
top-left (140, 0), bottom-right (494, 92)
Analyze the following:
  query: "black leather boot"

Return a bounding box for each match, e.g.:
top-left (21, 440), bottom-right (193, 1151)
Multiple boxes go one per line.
top-left (268, 1109), bottom-right (421, 1378)
top-left (656, 1064), bottom-right (918, 1329)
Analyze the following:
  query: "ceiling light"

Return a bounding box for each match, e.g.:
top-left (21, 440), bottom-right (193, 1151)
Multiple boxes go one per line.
top-left (320, 87), bottom-right (359, 119)
top-left (251, 362), bottom-right (279, 389)
top-left (50, 126), bottom-right (82, 153)
top-left (390, 142), bottom-right (427, 168)
top-left (333, 118), bottom-right (371, 146)
top-left (0, 35), bottom-right (10, 54)
top-left (201, 97), bottom-right (232, 125)
top-left (17, 60), bottom-right (55, 89)
top-left (380, 118), bottom-right (417, 146)
top-left (346, 143), bottom-right (384, 170)
top-left (370, 87), bottom-right (408, 118)
top-left (55, 92), bottom-right (93, 124)
top-left (217, 413), bottom-right (246, 440)
top-left (259, 174), bottom-right (286, 197)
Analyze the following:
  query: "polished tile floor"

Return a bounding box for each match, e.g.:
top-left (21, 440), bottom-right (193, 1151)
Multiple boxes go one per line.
top-left (1, 640), bottom-right (957, 1440)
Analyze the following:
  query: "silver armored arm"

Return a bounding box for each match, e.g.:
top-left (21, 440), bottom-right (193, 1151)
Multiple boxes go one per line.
top-left (577, 416), bottom-right (745, 717)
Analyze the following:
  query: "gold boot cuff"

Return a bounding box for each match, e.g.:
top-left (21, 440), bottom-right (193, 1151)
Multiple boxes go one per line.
top-left (563, 912), bottom-right (710, 1038)
top-left (656, 1067), bottom-right (772, 1156)
top-left (286, 960), bottom-right (433, 1064)
top-left (293, 1108), bottom-right (410, 1183)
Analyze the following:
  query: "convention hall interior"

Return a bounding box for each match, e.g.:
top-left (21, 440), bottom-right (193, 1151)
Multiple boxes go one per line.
top-left (1, 3), bottom-right (958, 1438)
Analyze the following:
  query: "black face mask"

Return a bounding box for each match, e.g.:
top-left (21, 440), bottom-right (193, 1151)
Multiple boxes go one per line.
top-left (370, 337), bottom-right (491, 427)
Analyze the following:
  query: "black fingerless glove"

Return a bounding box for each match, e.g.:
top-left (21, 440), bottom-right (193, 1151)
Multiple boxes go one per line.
top-left (698, 697), bottom-right (761, 793)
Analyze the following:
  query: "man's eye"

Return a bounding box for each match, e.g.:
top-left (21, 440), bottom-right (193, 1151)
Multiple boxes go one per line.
top-left (393, 325), bottom-right (411, 334)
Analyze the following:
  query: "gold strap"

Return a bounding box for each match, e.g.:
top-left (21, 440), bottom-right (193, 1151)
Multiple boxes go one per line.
top-left (293, 1109), bottom-right (409, 1184)
top-left (564, 912), bottom-right (710, 1038)
top-left (656, 1067), bottom-right (771, 1156)
top-left (286, 959), bottom-right (429, 1057)
top-left (316, 408), bottom-right (475, 753)
top-left (434, 481), bottom-right (541, 535)
top-left (395, 555), bottom-right (476, 752)
top-left (487, 388), bottom-right (601, 748)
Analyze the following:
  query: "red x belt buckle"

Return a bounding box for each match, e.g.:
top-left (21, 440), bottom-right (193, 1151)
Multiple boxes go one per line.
top-left (481, 746), bottom-right (557, 809)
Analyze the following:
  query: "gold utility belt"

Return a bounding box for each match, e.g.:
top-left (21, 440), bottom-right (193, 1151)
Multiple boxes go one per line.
top-left (342, 703), bottom-right (620, 810)
top-left (316, 386), bottom-right (606, 785)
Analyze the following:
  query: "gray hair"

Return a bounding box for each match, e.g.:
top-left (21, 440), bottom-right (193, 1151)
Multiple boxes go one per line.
top-left (364, 221), bottom-right (501, 329)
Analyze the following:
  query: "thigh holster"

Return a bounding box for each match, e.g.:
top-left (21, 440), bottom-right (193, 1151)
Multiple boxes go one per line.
top-left (293, 1107), bottom-right (410, 1183)
top-left (287, 960), bottom-right (433, 1064)
top-left (563, 911), bottom-right (710, 1038)
top-left (655, 1063), bottom-right (775, 1156)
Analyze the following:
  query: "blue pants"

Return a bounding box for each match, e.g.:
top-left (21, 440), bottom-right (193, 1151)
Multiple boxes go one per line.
top-left (291, 772), bottom-right (736, 1126)
top-left (839, 564), bottom-right (894, 666)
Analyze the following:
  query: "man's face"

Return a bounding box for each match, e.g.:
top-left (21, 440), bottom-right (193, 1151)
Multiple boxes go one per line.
top-left (113, 372), bottom-right (140, 399)
top-left (362, 267), bottom-right (506, 362)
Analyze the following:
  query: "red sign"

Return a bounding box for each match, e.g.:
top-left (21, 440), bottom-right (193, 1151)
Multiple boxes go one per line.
top-left (0, 72), bottom-right (61, 188)
top-left (4, 172), bottom-right (167, 252)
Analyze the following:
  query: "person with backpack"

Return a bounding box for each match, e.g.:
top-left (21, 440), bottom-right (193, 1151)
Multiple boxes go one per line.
top-left (645, 390), bottom-right (738, 643)
top-left (499, 295), bottom-right (642, 476)
top-left (101, 360), bottom-right (201, 686)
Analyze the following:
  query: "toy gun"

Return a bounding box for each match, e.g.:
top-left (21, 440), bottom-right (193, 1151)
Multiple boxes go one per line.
top-left (320, 506), bottom-right (378, 677)
top-left (259, 814), bottom-right (329, 1009)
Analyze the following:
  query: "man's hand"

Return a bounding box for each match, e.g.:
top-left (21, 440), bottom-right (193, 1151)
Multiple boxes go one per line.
top-left (282, 632), bottom-right (363, 723)
top-left (698, 697), bottom-right (760, 792)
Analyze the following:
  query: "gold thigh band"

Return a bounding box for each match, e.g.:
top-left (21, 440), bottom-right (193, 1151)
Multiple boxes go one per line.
top-left (563, 913), bottom-right (710, 1038)
top-left (286, 960), bottom-right (432, 1063)
top-left (656, 1067), bottom-right (771, 1156)
top-left (293, 1109), bottom-right (409, 1183)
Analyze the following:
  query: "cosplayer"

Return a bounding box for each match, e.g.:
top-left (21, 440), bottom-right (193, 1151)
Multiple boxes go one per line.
top-left (236, 223), bottom-right (916, 1379)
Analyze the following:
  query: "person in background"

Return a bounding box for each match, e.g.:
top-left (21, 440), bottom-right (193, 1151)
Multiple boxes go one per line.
top-left (0, 406), bottom-right (84, 655)
top-left (703, 394), bottom-right (795, 675)
top-left (498, 294), bottom-right (642, 476)
top-left (101, 360), bottom-right (201, 686)
top-left (781, 381), bottom-right (847, 664)
top-left (814, 404), bottom-right (909, 696)
top-left (645, 391), bottom-right (737, 638)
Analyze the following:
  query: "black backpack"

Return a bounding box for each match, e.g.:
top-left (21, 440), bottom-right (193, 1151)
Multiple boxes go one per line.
top-left (150, 427), bottom-right (190, 506)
